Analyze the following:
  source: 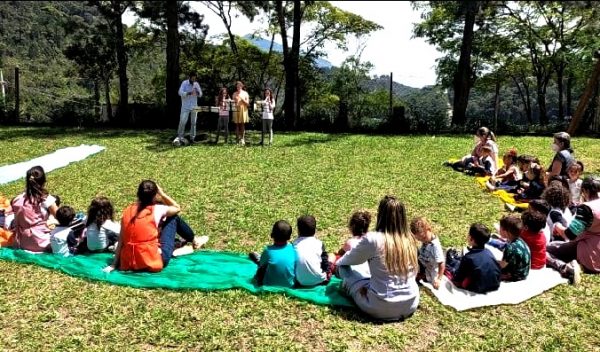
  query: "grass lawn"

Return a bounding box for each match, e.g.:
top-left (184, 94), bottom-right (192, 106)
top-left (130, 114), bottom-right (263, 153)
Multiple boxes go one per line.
top-left (0, 126), bottom-right (599, 351)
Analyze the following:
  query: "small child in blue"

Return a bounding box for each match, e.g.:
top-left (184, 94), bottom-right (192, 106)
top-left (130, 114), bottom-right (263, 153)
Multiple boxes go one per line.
top-left (410, 217), bottom-right (445, 289)
top-left (249, 220), bottom-right (297, 287)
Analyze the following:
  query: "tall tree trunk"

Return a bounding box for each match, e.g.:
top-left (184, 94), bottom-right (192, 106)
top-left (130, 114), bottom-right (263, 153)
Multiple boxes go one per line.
top-left (557, 65), bottom-right (565, 120)
top-left (568, 57), bottom-right (600, 134)
top-left (535, 73), bottom-right (549, 125)
top-left (493, 77), bottom-right (500, 131)
top-left (523, 77), bottom-right (532, 125)
top-left (113, 0), bottom-right (129, 124)
top-left (104, 76), bottom-right (113, 123)
top-left (276, 0), bottom-right (301, 130)
top-left (566, 72), bottom-right (573, 117)
top-left (93, 79), bottom-right (101, 119)
top-left (166, 0), bottom-right (180, 128)
top-left (291, 0), bottom-right (301, 128)
top-left (513, 75), bottom-right (532, 126)
top-left (452, 1), bottom-right (478, 127)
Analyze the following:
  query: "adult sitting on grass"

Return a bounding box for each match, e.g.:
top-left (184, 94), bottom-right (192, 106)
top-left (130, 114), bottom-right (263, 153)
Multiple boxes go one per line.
top-left (336, 195), bottom-right (419, 322)
top-left (547, 132), bottom-right (575, 180)
top-left (104, 180), bottom-right (208, 273)
top-left (550, 176), bottom-right (600, 281)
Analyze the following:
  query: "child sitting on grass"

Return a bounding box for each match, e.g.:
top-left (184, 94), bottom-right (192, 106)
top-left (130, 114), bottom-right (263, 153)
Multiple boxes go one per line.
top-left (337, 210), bottom-right (372, 256)
top-left (542, 182), bottom-right (573, 241)
top-left (410, 217), bottom-right (445, 289)
top-left (249, 220), bottom-right (297, 287)
top-left (513, 155), bottom-right (546, 201)
top-left (497, 215), bottom-right (530, 282)
top-left (293, 215), bottom-right (333, 286)
top-left (85, 196), bottom-right (121, 252)
top-left (50, 205), bottom-right (86, 257)
top-left (486, 148), bottom-right (520, 191)
top-left (520, 210), bottom-right (547, 269)
top-left (465, 145), bottom-right (496, 177)
top-left (567, 161), bottom-right (584, 206)
top-left (445, 223), bottom-right (501, 293)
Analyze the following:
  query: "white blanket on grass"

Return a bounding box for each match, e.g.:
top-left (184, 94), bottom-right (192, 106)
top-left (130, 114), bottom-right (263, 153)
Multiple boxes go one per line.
top-left (422, 267), bottom-right (568, 311)
top-left (0, 145), bottom-right (105, 185)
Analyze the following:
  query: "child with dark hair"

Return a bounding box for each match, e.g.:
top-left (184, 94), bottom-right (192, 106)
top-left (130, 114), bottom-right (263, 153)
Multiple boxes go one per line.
top-left (293, 215), bottom-right (333, 286)
top-left (466, 145), bottom-right (496, 176)
top-left (497, 215), bottom-right (530, 281)
top-left (542, 183), bottom-right (573, 241)
top-left (86, 196), bottom-right (121, 252)
top-left (567, 161), bottom-right (584, 206)
top-left (337, 210), bottom-right (372, 256)
top-left (11, 166), bottom-right (58, 252)
top-left (445, 223), bottom-right (501, 293)
top-left (487, 148), bottom-right (521, 191)
top-left (549, 176), bottom-right (600, 284)
top-left (520, 210), bottom-right (547, 269)
top-left (528, 199), bottom-right (552, 242)
top-left (513, 155), bottom-right (546, 201)
top-left (50, 206), bottom-right (86, 256)
top-left (250, 220), bottom-right (297, 287)
top-left (411, 217), bottom-right (445, 289)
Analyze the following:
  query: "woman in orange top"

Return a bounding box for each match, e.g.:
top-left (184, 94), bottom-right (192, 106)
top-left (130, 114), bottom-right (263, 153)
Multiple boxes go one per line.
top-left (104, 180), bottom-right (208, 273)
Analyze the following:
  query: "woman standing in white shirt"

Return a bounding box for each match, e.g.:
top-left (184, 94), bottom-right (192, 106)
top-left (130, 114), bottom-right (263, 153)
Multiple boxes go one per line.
top-left (260, 88), bottom-right (275, 146)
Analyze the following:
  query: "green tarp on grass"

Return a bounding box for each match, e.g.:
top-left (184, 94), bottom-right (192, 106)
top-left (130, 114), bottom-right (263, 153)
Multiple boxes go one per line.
top-left (0, 248), bottom-right (354, 307)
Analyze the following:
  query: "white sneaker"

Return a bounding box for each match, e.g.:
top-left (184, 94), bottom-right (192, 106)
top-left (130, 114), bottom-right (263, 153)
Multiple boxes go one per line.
top-left (172, 245), bottom-right (194, 257)
top-left (193, 235), bottom-right (210, 250)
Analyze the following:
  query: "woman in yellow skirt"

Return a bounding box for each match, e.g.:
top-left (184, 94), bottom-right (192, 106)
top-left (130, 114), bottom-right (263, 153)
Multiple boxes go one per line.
top-left (232, 81), bottom-right (250, 145)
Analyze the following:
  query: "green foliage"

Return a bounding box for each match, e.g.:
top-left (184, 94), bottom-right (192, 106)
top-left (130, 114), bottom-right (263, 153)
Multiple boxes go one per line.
top-left (0, 128), bottom-right (599, 351)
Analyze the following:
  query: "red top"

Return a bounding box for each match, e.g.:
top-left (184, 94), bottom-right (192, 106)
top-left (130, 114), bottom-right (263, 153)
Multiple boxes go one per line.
top-left (520, 229), bottom-right (546, 269)
top-left (119, 204), bottom-right (163, 272)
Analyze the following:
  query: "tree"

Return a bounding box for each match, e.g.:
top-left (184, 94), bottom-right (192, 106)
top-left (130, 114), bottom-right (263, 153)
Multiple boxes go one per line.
top-left (134, 1), bottom-right (207, 125)
top-left (413, 1), bottom-right (498, 127)
top-left (274, 1), bottom-right (381, 129)
top-left (91, 0), bottom-right (133, 124)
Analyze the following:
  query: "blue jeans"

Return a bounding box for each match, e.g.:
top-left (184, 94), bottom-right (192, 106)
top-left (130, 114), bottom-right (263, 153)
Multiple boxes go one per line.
top-left (159, 216), bottom-right (195, 267)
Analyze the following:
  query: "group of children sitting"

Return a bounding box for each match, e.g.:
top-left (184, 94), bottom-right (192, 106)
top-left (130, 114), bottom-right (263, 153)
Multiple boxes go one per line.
top-left (244, 198), bottom-right (582, 294)
top-left (248, 212), bottom-right (372, 288)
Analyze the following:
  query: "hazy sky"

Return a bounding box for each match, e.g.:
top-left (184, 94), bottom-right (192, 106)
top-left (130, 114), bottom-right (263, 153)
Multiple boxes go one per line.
top-left (123, 1), bottom-right (442, 88)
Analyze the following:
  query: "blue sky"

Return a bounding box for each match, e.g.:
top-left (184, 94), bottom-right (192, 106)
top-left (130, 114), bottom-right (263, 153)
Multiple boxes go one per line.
top-left (123, 1), bottom-right (442, 88)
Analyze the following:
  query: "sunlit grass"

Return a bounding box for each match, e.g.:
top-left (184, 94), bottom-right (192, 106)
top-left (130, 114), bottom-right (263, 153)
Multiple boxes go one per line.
top-left (0, 127), bottom-right (598, 351)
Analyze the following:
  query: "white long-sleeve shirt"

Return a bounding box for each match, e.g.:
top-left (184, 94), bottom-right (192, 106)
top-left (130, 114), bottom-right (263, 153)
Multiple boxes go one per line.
top-left (178, 79), bottom-right (202, 111)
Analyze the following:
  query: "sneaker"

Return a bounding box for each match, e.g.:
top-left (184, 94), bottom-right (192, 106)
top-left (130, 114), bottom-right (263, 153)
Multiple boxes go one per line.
top-left (248, 251), bottom-right (260, 264)
top-left (192, 235), bottom-right (209, 250)
top-left (173, 245), bottom-right (194, 257)
top-left (505, 203), bottom-right (516, 212)
top-left (570, 260), bottom-right (582, 286)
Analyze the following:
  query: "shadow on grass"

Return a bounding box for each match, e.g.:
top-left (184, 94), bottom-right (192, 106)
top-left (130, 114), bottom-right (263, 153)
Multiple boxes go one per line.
top-left (1, 126), bottom-right (352, 153)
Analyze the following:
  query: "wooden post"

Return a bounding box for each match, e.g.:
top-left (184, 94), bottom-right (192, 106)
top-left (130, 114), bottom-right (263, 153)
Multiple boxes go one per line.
top-left (14, 66), bottom-right (19, 121)
top-left (568, 53), bottom-right (600, 135)
top-left (389, 72), bottom-right (393, 119)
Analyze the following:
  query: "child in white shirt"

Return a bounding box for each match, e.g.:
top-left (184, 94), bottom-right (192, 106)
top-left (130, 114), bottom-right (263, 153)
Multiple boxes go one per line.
top-left (85, 196), bottom-right (121, 252)
top-left (293, 215), bottom-right (332, 286)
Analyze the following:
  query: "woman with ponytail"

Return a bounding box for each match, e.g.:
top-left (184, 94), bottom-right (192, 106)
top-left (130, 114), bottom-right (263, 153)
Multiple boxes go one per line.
top-left (336, 195), bottom-right (419, 321)
top-left (105, 180), bottom-right (208, 273)
top-left (11, 166), bottom-right (58, 252)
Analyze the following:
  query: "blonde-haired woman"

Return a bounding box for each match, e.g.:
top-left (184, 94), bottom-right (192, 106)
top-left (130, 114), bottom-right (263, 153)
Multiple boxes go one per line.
top-left (336, 195), bottom-right (419, 321)
top-left (232, 81), bottom-right (250, 145)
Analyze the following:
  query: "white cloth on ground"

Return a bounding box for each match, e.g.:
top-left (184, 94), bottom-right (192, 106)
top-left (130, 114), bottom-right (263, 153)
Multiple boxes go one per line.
top-left (0, 145), bottom-right (105, 185)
